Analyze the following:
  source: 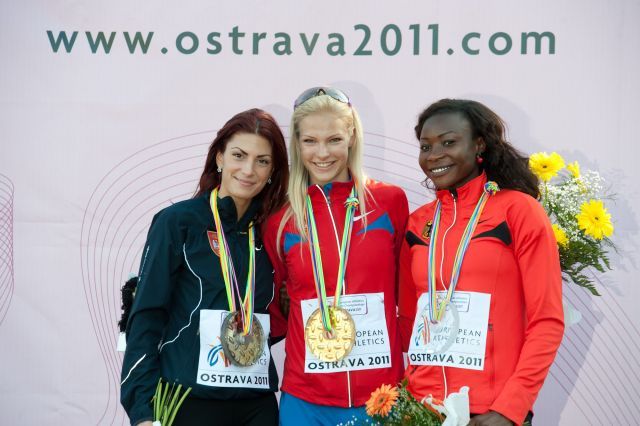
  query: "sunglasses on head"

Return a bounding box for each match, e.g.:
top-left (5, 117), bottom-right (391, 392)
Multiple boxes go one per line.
top-left (293, 86), bottom-right (351, 109)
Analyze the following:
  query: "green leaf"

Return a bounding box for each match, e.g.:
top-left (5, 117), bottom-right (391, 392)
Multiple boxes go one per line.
top-left (149, 378), bottom-right (192, 425)
top-left (167, 387), bottom-right (192, 426)
top-left (153, 378), bottom-right (162, 420)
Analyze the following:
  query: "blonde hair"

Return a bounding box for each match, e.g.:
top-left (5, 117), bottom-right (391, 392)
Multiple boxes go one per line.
top-left (277, 94), bottom-right (371, 252)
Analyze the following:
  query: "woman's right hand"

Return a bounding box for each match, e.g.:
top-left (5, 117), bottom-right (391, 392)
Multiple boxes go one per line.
top-left (136, 421), bottom-right (153, 426)
top-left (279, 281), bottom-right (290, 317)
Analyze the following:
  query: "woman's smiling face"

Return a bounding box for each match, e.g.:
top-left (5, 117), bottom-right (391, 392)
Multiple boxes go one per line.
top-left (297, 111), bottom-right (353, 186)
top-left (419, 112), bottom-right (485, 190)
top-left (216, 132), bottom-right (273, 204)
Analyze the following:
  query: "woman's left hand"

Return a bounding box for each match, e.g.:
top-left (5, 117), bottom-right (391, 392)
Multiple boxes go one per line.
top-left (467, 411), bottom-right (514, 426)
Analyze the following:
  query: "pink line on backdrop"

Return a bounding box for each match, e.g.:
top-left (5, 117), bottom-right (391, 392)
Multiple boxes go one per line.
top-left (543, 273), bottom-right (640, 423)
top-left (565, 280), bottom-right (640, 413)
top-left (547, 367), bottom-right (599, 425)
top-left (0, 174), bottom-right (15, 327)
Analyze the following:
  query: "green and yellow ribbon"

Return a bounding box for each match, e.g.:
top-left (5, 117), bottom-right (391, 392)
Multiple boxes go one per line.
top-left (211, 187), bottom-right (255, 336)
top-left (427, 181), bottom-right (499, 322)
top-left (306, 186), bottom-right (358, 333)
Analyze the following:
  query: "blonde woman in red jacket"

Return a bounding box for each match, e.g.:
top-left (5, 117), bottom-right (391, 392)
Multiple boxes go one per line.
top-left (398, 99), bottom-right (564, 426)
top-left (264, 87), bottom-right (408, 425)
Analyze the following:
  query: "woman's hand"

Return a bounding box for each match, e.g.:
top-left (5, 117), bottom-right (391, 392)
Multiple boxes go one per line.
top-left (468, 411), bottom-right (514, 426)
top-left (279, 281), bottom-right (290, 317)
top-left (135, 421), bottom-right (153, 426)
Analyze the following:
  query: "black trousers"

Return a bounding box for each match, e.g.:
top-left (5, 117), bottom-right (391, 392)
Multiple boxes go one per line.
top-left (172, 393), bottom-right (278, 426)
top-left (470, 411), bottom-right (533, 425)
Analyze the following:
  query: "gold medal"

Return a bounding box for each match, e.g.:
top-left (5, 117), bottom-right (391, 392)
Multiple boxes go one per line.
top-left (304, 306), bottom-right (356, 362)
top-left (221, 312), bottom-right (265, 367)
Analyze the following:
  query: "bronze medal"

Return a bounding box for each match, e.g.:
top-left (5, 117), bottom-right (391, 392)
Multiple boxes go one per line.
top-left (304, 306), bottom-right (356, 362)
top-left (220, 311), bottom-right (265, 367)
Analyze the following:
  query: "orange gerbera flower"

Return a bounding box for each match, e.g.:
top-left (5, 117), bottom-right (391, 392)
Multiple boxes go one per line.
top-left (366, 384), bottom-right (399, 417)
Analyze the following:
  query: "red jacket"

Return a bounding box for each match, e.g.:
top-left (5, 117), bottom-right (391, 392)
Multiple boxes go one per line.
top-left (398, 173), bottom-right (564, 425)
top-left (264, 179), bottom-right (408, 407)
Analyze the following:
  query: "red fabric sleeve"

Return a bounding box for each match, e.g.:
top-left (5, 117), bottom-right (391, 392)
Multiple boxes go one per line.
top-left (262, 213), bottom-right (289, 339)
top-left (393, 190), bottom-right (409, 259)
top-left (397, 235), bottom-right (418, 353)
top-left (392, 189), bottom-right (409, 302)
top-left (489, 196), bottom-right (565, 424)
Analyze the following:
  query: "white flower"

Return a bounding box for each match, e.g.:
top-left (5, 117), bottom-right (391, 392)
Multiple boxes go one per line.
top-left (422, 386), bottom-right (470, 426)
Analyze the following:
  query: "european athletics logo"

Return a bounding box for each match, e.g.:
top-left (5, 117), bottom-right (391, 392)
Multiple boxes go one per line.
top-left (207, 337), bottom-right (230, 367)
top-left (413, 314), bottom-right (431, 347)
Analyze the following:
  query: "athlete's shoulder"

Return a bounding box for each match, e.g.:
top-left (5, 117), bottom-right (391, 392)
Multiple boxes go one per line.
top-left (365, 178), bottom-right (407, 204)
top-left (493, 188), bottom-right (542, 213)
top-left (152, 196), bottom-right (208, 225)
top-left (366, 178), bottom-right (404, 193)
top-left (263, 204), bottom-right (291, 238)
top-left (407, 199), bottom-right (437, 230)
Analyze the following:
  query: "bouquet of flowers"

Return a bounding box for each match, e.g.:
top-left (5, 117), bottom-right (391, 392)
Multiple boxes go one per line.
top-left (358, 381), bottom-right (472, 425)
top-left (528, 152), bottom-right (615, 295)
top-left (361, 381), bottom-right (444, 425)
top-left (151, 378), bottom-right (192, 426)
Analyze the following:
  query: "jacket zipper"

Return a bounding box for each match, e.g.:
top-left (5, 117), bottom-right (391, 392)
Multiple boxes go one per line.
top-left (438, 191), bottom-right (458, 399)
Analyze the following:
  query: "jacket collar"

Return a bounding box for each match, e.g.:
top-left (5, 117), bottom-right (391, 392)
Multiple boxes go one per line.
top-left (435, 172), bottom-right (488, 207)
top-left (207, 192), bottom-right (259, 229)
top-left (307, 179), bottom-right (354, 200)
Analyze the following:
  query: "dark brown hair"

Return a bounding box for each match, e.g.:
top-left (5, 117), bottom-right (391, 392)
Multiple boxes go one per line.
top-left (195, 108), bottom-right (289, 225)
top-left (415, 99), bottom-right (539, 198)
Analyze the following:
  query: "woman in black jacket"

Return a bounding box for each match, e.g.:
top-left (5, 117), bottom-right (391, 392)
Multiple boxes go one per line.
top-left (120, 108), bottom-right (288, 426)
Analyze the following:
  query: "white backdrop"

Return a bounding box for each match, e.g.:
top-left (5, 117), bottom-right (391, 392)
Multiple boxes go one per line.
top-left (1, 1), bottom-right (639, 424)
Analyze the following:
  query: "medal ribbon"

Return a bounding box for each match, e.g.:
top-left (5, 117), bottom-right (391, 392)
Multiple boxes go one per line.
top-left (211, 187), bottom-right (256, 336)
top-left (428, 181), bottom-right (499, 322)
top-left (306, 186), bottom-right (359, 333)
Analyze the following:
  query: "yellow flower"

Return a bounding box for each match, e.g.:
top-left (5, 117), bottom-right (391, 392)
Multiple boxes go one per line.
top-left (567, 161), bottom-right (581, 179)
top-left (366, 384), bottom-right (399, 417)
top-left (552, 224), bottom-right (569, 247)
top-left (529, 152), bottom-right (566, 182)
top-left (576, 200), bottom-right (614, 240)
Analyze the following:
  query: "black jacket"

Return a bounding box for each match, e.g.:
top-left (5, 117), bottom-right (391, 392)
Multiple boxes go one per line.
top-left (120, 193), bottom-right (278, 425)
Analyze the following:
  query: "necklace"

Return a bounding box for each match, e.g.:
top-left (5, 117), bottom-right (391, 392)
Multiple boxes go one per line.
top-left (427, 181), bottom-right (500, 322)
top-left (211, 187), bottom-right (264, 366)
top-left (303, 185), bottom-right (359, 362)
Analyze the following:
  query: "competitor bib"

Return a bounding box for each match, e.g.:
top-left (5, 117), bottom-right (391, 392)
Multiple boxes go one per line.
top-left (408, 291), bottom-right (490, 371)
top-left (197, 310), bottom-right (270, 388)
top-left (301, 292), bottom-right (392, 373)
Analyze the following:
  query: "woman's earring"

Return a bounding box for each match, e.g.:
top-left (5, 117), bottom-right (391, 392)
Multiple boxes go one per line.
top-left (267, 176), bottom-right (272, 184)
top-left (217, 166), bottom-right (222, 173)
top-left (476, 154), bottom-right (484, 164)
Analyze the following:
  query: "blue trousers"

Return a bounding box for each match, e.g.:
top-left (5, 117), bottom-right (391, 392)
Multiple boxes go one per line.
top-left (279, 392), bottom-right (368, 426)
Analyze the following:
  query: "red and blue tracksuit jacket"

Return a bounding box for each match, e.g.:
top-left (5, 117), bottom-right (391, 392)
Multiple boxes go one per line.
top-left (264, 179), bottom-right (409, 407)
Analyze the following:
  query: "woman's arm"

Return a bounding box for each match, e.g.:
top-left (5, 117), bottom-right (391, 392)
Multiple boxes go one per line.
top-left (120, 211), bottom-right (183, 425)
top-left (397, 234), bottom-right (418, 353)
top-left (489, 195), bottom-right (564, 424)
top-left (262, 214), bottom-right (289, 340)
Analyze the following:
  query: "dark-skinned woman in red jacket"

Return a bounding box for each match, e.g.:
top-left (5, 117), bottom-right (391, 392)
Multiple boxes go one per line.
top-left (398, 99), bottom-right (564, 426)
